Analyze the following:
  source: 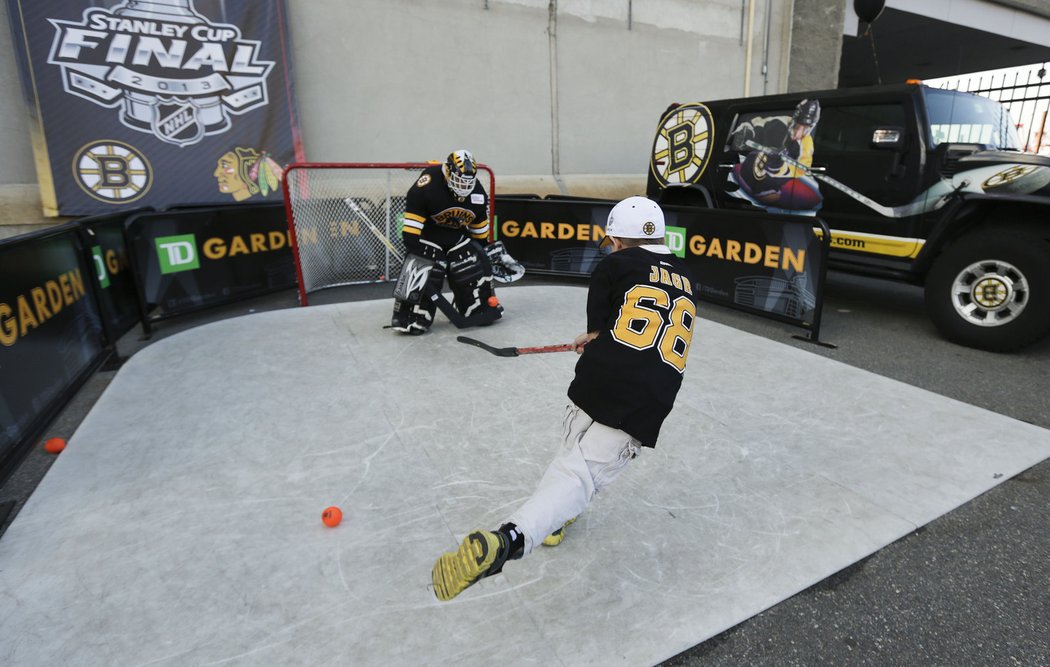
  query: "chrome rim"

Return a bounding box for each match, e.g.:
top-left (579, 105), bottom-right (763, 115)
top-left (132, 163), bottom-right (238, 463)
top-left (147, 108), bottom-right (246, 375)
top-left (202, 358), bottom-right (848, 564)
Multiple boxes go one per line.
top-left (950, 259), bottom-right (1029, 327)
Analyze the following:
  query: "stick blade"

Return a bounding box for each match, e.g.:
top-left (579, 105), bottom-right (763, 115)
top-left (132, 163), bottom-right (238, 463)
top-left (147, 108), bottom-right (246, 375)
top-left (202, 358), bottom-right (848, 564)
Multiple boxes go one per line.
top-left (456, 336), bottom-right (519, 357)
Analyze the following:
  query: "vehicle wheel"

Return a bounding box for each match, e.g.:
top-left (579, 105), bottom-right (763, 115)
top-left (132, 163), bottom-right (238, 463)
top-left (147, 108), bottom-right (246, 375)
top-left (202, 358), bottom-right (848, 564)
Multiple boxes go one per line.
top-left (924, 228), bottom-right (1050, 351)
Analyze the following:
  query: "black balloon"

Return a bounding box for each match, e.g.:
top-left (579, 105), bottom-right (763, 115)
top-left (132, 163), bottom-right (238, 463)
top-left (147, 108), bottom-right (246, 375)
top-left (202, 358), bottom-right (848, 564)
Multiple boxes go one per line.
top-left (854, 0), bottom-right (885, 23)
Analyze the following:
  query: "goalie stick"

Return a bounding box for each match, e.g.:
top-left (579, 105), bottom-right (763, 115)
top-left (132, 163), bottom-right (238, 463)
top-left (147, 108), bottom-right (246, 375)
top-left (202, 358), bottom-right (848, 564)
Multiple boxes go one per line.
top-left (456, 335), bottom-right (574, 357)
top-left (430, 293), bottom-right (503, 329)
top-left (345, 197), bottom-right (405, 260)
top-left (382, 292), bottom-right (497, 330)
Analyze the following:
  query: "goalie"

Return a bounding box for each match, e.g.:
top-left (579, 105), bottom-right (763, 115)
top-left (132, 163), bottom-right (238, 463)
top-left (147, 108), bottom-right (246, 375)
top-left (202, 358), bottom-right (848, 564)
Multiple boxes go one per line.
top-left (391, 149), bottom-right (523, 334)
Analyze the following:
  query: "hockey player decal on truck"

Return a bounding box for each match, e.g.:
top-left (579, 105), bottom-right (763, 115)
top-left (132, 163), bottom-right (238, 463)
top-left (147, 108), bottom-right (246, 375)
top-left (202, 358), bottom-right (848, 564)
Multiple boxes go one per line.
top-left (727, 99), bottom-right (824, 215)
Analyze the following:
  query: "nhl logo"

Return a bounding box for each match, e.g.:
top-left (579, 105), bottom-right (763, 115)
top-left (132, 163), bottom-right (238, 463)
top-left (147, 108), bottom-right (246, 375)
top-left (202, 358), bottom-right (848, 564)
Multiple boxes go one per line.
top-left (151, 99), bottom-right (206, 147)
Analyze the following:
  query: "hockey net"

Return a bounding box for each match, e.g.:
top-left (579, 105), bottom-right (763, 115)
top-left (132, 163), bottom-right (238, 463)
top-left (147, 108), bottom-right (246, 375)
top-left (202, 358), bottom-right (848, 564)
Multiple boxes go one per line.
top-left (282, 162), bottom-right (496, 305)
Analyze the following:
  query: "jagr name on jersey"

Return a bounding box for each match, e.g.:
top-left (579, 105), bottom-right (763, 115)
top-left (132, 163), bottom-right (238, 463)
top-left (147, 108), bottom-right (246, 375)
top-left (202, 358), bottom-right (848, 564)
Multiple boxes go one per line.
top-left (648, 265), bottom-right (693, 294)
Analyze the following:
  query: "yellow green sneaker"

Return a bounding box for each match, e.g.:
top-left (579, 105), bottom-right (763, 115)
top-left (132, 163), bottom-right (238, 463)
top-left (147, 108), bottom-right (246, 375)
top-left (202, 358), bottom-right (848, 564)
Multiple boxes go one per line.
top-left (432, 530), bottom-right (509, 601)
top-left (542, 517), bottom-right (577, 547)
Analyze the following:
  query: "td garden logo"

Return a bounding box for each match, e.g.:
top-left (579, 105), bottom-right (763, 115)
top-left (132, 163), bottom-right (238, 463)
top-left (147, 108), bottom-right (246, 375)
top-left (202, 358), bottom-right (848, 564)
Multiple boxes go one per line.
top-left (47, 0), bottom-right (275, 147)
top-left (155, 229), bottom-right (293, 274)
top-left (155, 234), bottom-right (199, 274)
top-left (665, 225), bottom-right (687, 258)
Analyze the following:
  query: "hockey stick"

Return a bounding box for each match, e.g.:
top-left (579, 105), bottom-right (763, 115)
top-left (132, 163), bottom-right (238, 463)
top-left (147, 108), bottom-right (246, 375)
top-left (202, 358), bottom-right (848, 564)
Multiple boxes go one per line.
top-left (431, 293), bottom-right (502, 329)
top-left (743, 139), bottom-right (926, 218)
top-left (385, 283), bottom-right (498, 330)
top-left (345, 198), bottom-right (405, 260)
top-left (456, 335), bottom-right (574, 357)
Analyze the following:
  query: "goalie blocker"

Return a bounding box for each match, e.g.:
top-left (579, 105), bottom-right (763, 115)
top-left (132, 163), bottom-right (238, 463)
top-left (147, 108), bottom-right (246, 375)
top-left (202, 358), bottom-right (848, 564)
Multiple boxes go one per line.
top-left (391, 238), bottom-right (508, 334)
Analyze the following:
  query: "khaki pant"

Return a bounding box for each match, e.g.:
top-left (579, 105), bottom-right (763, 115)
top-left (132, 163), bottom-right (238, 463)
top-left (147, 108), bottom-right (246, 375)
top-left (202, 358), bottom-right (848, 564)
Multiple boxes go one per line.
top-left (505, 403), bottom-right (640, 555)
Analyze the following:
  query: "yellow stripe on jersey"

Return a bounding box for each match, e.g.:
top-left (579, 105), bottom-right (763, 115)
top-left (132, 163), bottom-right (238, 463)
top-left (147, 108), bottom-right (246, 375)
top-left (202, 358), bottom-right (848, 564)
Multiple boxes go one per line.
top-left (404, 212), bottom-right (426, 224)
top-left (401, 216), bottom-right (426, 237)
top-left (468, 217), bottom-right (487, 238)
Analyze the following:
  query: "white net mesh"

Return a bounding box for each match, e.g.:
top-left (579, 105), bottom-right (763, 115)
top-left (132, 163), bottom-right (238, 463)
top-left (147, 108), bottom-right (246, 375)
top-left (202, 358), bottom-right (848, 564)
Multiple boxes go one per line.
top-left (283, 163), bottom-right (494, 303)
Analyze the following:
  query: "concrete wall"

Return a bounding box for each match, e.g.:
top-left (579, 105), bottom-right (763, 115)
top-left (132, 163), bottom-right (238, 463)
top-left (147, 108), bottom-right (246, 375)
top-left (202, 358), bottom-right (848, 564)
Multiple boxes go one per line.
top-left (787, 0), bottom-right (845, 92)
top-left (288, 0), bottom-right (794, 188)
top-left (988, 0), bottom-right (1050, 20)
top-left (0, 0), bottom-right (50, 237)
top-left (0, 0), bottom-right (794, 236)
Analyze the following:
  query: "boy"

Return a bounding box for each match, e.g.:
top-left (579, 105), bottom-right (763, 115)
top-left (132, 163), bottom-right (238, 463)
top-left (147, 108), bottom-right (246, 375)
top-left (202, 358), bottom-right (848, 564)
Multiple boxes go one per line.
top-left (432, 196), bottom-right (698, 601)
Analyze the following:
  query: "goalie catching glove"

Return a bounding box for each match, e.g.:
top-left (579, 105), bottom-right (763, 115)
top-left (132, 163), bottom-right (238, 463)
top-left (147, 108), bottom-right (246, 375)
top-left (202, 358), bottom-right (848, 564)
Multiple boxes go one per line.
top-left (484, 241), bottom-right (525, 283)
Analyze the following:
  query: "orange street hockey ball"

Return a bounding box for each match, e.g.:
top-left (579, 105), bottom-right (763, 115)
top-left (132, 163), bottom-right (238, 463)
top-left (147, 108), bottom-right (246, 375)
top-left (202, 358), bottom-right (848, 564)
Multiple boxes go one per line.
top-left (487, 296), bottom-right (500, 307)
top-left (44, 437), bottom-right (66, 454)
top-left (322, 506), bottom-right (343, 527)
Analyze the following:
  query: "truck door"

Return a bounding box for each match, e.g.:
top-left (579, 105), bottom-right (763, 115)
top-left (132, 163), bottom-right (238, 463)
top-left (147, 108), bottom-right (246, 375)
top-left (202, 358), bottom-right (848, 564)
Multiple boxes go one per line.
top-left (808, 101), bottom-right (925, 258)
top-left (718, 97), bottom-right (926, 260)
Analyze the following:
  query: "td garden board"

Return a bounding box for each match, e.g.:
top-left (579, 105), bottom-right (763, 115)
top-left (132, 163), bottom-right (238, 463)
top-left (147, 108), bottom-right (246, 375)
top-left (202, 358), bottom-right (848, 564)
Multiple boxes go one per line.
top-left (494, 197), bottom-right (829, 332)
top-left (6, 0), bottom-right (302, 216)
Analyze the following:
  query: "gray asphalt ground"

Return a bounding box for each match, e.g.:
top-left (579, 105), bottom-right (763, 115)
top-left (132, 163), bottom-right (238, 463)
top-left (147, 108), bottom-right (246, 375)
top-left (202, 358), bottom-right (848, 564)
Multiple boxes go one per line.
top-left (2, 272), bottom-right (1048, 666)
top-left (665, 272), bottom-right (1050, 667)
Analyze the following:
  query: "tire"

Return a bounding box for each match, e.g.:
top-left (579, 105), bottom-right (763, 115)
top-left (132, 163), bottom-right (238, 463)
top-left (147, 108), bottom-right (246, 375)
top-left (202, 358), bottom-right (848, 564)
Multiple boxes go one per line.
top-left (924, 228), bottom-right (1050, 352)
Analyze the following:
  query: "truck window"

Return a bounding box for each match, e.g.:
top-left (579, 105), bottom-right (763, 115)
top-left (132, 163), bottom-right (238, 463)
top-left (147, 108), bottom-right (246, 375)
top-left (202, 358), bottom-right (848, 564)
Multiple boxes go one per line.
top-left (924, 89), bottom-right (1021, 150)
top-left (812, 104), bottom-right (906, 154)
top-left (811, 103), bottom-right (923, 210)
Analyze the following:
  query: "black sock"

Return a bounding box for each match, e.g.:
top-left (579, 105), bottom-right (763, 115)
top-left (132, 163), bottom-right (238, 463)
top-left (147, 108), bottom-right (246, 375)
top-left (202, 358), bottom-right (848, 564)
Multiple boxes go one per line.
top-left (497, 522), bottom-right (525, 560)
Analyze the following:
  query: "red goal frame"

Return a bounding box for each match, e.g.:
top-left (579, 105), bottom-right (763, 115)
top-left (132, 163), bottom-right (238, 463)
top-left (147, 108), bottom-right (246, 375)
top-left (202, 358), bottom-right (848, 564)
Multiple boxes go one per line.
top-left (281, 161), bottom-right (496, 305)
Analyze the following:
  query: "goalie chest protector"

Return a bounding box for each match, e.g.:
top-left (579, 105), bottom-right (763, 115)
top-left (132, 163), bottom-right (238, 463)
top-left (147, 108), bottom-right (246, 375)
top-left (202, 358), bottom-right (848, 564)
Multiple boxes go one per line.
top-left (567, 247), bottom-right (697, 448)
top-left (404, 164), bottom-right (489, 250)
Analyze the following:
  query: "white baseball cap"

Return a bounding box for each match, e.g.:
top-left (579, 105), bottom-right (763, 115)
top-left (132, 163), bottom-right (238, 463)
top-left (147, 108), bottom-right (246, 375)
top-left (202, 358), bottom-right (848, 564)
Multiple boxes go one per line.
top-left (601, 196), bottom-right (665, 248)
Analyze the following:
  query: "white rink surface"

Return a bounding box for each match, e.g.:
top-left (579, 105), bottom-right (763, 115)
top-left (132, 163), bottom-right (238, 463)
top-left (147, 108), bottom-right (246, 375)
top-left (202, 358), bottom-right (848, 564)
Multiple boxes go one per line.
top-left (1, 286), bottom-right (1048, 666)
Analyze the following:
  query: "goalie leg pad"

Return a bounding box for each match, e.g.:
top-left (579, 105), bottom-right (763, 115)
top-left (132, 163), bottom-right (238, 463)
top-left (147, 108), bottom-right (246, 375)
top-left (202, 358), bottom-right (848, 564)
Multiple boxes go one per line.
top-left (393, 254), bottom-right (436, 304)
top-left (391, 259), bottom-right (446, 333)
top-left (447, 238), bottom-right (489, 284)
top-left (391, 299), bottom-right (429, 334)
top-left (447, 239), bottom-right (502, 320)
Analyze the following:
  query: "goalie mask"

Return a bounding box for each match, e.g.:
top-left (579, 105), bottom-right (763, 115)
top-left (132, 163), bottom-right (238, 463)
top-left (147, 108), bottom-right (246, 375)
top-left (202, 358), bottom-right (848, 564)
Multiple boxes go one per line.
top-left (443, 149), bottom-right (478, 198)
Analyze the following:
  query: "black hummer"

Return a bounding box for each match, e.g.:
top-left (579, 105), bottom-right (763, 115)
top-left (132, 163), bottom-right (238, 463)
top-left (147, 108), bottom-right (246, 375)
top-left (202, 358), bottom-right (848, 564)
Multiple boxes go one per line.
top-left (646, 82), bottom-right (1050, 352)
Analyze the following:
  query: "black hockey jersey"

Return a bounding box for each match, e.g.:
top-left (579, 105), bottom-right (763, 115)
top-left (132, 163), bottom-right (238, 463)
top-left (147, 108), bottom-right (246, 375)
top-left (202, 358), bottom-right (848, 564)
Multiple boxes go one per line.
top-left (567, 246), bottom-right (697, 447)
top-left (402, 164), bottom-right (489, 255)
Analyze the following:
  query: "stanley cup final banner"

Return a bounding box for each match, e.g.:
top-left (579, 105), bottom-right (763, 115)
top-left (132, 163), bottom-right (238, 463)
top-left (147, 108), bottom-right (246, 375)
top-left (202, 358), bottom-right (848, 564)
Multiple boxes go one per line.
top-left (6, 0), bottom-right (302, 216)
